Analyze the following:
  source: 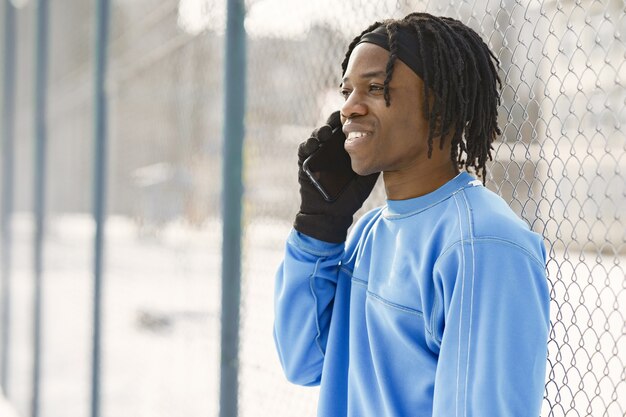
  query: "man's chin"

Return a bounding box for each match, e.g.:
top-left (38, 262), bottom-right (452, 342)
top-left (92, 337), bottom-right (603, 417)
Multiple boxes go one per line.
top-left (352, 164), bottom-right (376, 177)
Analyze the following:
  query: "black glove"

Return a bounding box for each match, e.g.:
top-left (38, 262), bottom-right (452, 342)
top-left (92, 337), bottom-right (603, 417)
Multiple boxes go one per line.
top-left (294, 111), bottom-right (379, 243)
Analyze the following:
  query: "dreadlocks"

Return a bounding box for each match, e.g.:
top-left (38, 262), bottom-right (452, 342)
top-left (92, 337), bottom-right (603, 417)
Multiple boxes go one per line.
top-left (340, 13), bottom-right (502, 182)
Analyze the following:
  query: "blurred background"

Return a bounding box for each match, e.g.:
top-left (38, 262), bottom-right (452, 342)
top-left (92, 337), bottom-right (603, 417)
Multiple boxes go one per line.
top-left (0, 0), bottom-right (624, 416)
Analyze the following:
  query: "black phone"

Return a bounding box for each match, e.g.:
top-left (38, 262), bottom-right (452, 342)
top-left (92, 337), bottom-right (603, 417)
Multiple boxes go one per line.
top-left (302, 126), bottom-right (357, 202)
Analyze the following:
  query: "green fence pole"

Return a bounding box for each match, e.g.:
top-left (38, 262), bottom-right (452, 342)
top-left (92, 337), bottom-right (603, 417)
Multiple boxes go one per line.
top-left (32, 0), bottom-right (49, 416)
top-left (1, 0), bottom-right (17, 396)
top-left (90, 0), bottom-right (110, 416)
top-left (219, 0), bottom-right (246, 416)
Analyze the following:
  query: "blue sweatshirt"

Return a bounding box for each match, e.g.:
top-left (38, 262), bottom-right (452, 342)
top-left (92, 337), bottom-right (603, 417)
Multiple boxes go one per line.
top-left (274, 172), bottom-right (550, 417)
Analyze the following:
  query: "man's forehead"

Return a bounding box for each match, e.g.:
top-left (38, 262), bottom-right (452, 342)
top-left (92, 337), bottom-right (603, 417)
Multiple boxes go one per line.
top-left (341, 70), bottom-right (386, 84)
top-left (342, 43), bottom-right (390, 84)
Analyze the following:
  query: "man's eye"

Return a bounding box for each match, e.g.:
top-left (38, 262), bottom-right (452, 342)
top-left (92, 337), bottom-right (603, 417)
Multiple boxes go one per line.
top-left (370, 84), bottom-right (384, 93)
top-left (339, 89), bottom-right (351, 99)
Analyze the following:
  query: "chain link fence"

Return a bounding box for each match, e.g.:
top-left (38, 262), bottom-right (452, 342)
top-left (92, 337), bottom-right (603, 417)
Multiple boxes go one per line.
top-left (0, 0), bottom-right (624, 416)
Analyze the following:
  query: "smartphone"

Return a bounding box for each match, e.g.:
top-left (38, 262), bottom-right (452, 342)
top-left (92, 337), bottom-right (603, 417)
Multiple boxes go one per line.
top-left (302, 126), bottom-right (357, 202)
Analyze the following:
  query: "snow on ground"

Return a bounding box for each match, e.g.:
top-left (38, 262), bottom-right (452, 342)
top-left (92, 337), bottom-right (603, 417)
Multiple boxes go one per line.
top-left (2, 213), bottom-right (317, 417)
top-left (0, 213), bottom-right (623, 417)
top-left (0, 389), bottom-right (19, 417)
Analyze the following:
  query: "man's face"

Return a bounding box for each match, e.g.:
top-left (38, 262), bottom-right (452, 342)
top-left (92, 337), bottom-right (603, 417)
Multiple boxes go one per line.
top-left (340, 42), bottom-right (431, 177)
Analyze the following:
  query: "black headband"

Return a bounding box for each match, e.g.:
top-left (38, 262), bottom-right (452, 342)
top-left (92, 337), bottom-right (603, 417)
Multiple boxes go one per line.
top-left (356, 25), bottom-right (437, 94)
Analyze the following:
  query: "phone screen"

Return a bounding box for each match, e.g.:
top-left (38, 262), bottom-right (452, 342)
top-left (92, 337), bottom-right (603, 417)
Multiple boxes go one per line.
top-left (302, 126), bottom-right (357, 202)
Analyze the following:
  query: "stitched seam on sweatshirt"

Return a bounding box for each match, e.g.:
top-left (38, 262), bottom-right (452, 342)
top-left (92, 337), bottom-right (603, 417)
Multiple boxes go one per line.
top-left (367, 290), bottom-right (425, 317)
top-left (351, 278), bottom-right (425, 317)
top-left (309, 258), bottom-right (327, 358)
top-left (289, 232), bottom-right (344, 257)
top-left (350, 274), bottom-right (366, 285)
top-left (461, 191), bottom-right (476, 417)
top-left (430, 290), bottom-right (441, 345)
top-left (452, 194), bottom-right (466, 417)
top-left (382, 187), bottom-right (472, 220)
top-left (437, 237), bottom-right (545, 269)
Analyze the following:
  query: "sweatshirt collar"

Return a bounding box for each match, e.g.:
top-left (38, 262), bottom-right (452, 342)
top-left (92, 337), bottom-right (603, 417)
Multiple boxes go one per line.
top-left (383, 172), bottom-right (479, 218)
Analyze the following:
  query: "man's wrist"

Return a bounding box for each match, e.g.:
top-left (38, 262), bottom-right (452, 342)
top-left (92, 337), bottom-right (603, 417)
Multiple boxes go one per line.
top-left (293, 212), bottom-right (352, 243)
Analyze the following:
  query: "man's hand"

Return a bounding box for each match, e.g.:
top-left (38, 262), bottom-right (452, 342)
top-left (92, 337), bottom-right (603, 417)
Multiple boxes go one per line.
top-left (294, 111), bottom-right (379, 243)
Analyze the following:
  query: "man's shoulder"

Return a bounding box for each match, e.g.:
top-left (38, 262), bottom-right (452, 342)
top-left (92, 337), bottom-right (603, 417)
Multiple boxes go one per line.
top-left (460, 185), bottom-right (544, 254)
top-left (349, 206), bottom-right (385, 239)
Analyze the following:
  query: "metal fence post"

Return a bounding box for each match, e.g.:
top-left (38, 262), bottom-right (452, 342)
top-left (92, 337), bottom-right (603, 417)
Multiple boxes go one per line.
top-left (220, 0), bottom-right (246, 416)
top-left (32, 0), bottom-right (49, 416)
top-left (91, 0), bottom-right (110, 416)
top-left (1, 0), bottom-right (17, 397)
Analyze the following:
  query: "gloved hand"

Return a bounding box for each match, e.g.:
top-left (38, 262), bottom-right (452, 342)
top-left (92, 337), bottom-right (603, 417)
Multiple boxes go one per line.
top-left (294, 111), bottom-right (379, 243)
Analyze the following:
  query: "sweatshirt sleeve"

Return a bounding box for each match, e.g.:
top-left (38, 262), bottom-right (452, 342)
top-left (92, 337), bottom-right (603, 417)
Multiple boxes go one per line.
top-left (431, 239), bottom-right (550, 417)
top-left (273, 229), bottom-right (344, 386)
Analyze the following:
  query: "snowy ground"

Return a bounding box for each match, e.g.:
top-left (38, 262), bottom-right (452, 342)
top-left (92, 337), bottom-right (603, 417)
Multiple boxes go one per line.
top-left (2, 213), bottom-right (317, 417)
top-left (0, 390), bottom-right (19, 417)
top-left (0, 213), bottom-right (623, 417)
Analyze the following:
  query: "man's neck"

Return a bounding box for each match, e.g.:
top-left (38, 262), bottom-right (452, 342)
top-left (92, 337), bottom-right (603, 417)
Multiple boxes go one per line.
top-left (383, 161), bottom-right (459, 200)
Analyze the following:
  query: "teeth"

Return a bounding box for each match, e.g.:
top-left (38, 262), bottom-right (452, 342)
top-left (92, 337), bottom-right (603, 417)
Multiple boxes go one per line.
top-left (347, 132), bottom-right (368, 140)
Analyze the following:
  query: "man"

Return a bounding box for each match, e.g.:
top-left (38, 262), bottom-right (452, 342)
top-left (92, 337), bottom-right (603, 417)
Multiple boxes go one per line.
top-left (274, 12), bottom-right (550, 417)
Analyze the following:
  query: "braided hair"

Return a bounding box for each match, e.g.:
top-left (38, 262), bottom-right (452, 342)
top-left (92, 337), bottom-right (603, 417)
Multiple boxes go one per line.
top-left (341, 13), bottom-right (502, 182)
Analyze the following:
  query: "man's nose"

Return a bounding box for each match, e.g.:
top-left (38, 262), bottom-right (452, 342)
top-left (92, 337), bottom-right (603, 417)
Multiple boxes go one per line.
top-left (340, 92), bottom-right (368, 122)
